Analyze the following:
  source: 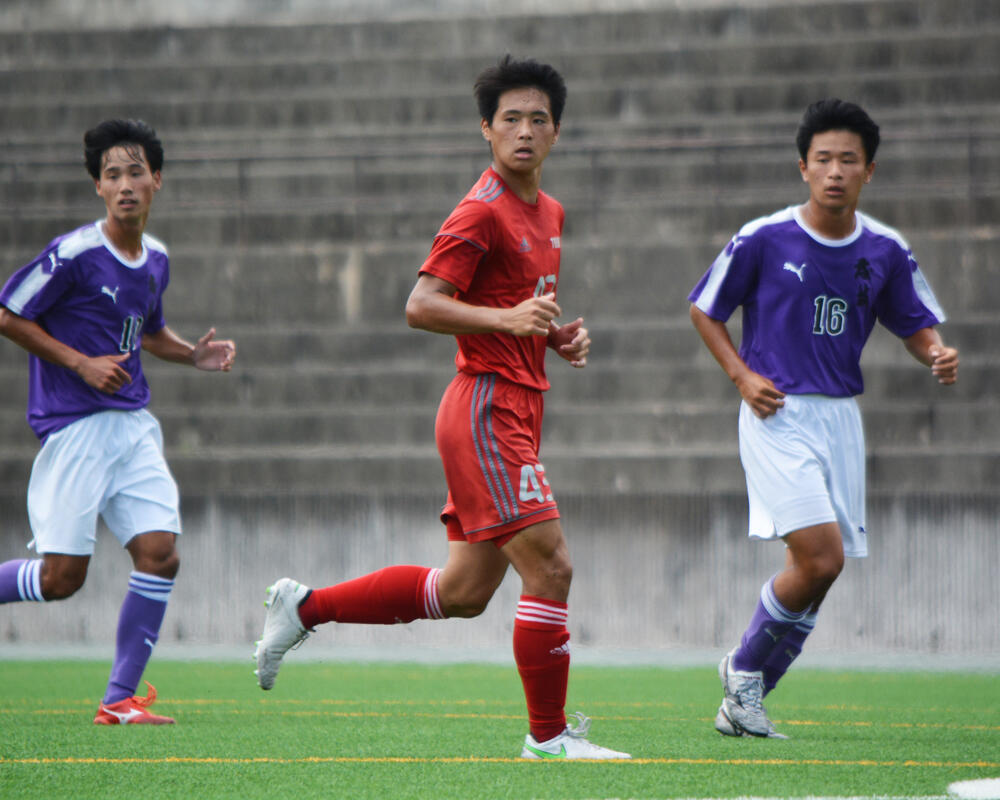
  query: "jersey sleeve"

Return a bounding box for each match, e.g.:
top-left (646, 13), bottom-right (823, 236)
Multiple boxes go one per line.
top-left (419, 200), bottom-right (495, 292)
top-left (0, 242), bottom-right (75, 320)
top-left (687, 231), bottom-right (761, 321)
top-left (873, 246), bottom-right (946, 338)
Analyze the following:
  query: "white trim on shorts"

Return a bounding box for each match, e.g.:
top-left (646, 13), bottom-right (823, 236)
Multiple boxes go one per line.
top-left (26, 408), bottom-right (181, 555)
top-left (738, 394), bottom-right (868, 558)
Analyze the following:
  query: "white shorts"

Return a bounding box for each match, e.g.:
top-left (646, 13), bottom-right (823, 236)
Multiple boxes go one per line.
top-left (27, 408), bottom-right (181, 556)
top-left (738, 394), bottom-right (867, 558)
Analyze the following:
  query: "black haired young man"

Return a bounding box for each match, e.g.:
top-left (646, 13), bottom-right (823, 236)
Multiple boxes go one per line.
top-left (256, 56), bottom-right (630, 760)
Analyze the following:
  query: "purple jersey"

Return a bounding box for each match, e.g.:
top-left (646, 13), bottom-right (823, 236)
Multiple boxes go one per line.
top-left (688, 206), bottom-right (945, 397)
top-left (0, 220), bottom-right (169, 440)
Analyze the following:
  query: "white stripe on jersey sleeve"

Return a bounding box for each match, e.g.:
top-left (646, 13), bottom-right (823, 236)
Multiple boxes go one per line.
top-left (143, 232), bottom-right (169, 255)
top-left (4, 261), bottom-right (53, 315)
top-left (693, 206), bottom-right (797, 314)
top-left (858, 211), bottom-right (947, 323)
top-left (56, 222), bottom-right (103, 260)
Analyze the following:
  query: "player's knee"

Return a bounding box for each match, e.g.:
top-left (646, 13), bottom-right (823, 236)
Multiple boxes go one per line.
top-left (146, 549), bottom-right (180, 580)
top-left (441, 586), bottom-right (493, 618)
top-left (129, 533), bottom-right (180, 579)
top-left (808, 553), bottom-right (843, 591)
top-left (540, 555), bottom-right (573, 596)
top-left (39, 569), bottom-right (86, 601)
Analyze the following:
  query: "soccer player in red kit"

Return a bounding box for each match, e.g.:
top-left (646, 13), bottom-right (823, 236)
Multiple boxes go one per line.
top-left (255, 55), bottom-right (630, 760)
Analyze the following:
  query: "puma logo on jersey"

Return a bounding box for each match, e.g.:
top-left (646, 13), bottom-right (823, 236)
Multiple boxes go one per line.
top-left (101, 285), bottom-right (120, 303)
top-left (783, 261), bottom-right (808, 282)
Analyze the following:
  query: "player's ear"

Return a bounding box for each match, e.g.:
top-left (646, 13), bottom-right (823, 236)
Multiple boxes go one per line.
top-left (864, 160), bottom-right (875, 184)
top-left (152, 171), bottom-right (162, 192)
top-left (798, 158), bottom-right (808, 182)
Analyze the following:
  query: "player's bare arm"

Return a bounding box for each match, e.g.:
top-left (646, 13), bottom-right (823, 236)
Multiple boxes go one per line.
top-left (903, 326), bottom-right (959, 385)
top-left (547, 317), bottom-right (589, 368)
top-left (406, 273), bottom-right (561, 337)
top-left (689, 303), bottom-right (786, 418)
top-left (142, 325), bottom-right (236, 371)
top-left (0, 307), bottom-right (132, 393)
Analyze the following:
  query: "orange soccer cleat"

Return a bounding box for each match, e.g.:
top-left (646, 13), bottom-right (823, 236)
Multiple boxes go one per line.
top-left (94, 681), bottom-right (175, 725)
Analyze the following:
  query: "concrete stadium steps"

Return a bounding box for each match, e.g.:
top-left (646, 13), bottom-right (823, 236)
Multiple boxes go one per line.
top-left (2, 1), bottom-right (997, 70)
top-left (3, 69), bottom-right (998, 143)
top-left (5, 33), bottom-right (1000, 105)
top-left (6, 133), bottom-right (999, 211)
top-left (7, 189), bottom-right (999, 250)
top-left (0, 0), bottom-right (997, 514)
top-left (0, 353), bottom-right (992, 411)
top-left (3, 27), bottom-right (997, 106)
top-left (2, 398), bottom-right (995, 458)
top-left (4, 209), bottom-right (997, 323)
top-left (1, 439), bottom-right (997, 502)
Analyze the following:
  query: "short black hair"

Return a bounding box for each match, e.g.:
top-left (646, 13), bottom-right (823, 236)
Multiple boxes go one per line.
top-left (84, 119), bottom-right (164, 179)
top-left (796, 98), bottom-right (880, 164)
top-left (474, 55), bottom-right (567, 127)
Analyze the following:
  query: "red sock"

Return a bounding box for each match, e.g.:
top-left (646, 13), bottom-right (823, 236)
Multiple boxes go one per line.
top-left (513, 595), bottom-right (569, 743)
top-left (298, 566), bottom-right (444, 628)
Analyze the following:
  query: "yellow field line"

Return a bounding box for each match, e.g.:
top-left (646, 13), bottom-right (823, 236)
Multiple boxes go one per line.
top-left (2, 756), bottom-right (998, 768)
top-left (4, 706), bottom-right (996, 733)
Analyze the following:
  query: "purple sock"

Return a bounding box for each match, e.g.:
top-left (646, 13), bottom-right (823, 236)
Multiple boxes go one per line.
top-left (0, 559), bottom-right (44, 603)
top-left (731, 576), bottom-right (809, 673)
top-left (762, 612), bottom-right (817, 694)
top-left (103, 572), bottom-right (173, 705)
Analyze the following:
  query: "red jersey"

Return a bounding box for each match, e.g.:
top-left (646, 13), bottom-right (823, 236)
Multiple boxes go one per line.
top-left (419, 167), bottom-right (564, 391)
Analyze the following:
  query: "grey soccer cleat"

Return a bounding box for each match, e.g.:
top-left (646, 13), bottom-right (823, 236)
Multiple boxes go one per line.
top-left (718, 649), bottom-right (785, 738)
top-left (254, 578), bottom-right (311, 690)
top-left (714, 701), bottom-right (788, 739)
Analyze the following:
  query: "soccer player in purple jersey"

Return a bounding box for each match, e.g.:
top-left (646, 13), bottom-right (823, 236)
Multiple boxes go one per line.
top-left (688, 99), bottom-right (959, 738)
top-left (0, 119), bottom-right (236, 724)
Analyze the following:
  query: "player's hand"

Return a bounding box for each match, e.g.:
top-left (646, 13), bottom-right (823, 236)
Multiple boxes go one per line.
top-left (549, 317), bottom-right (590, 368)
top-left (736, 371), bottom-right (786, 418)
top-left (928, 344), bottom-right (958, 385)
top-left (77, 353), bottom-right (132, 394)
top-left (193, 328), bottom-right (236, 372)
top-left (502, 293), bottom-right (562, 337)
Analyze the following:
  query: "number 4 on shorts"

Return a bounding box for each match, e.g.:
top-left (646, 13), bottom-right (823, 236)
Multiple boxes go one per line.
top-left (519, 464), bottom-right (554, 504)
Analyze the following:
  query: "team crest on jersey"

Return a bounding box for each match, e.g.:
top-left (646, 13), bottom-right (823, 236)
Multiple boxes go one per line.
top-left (550, 236), bottom-right (561, 249)
top-left (854, 258), bottom-right (871, 306)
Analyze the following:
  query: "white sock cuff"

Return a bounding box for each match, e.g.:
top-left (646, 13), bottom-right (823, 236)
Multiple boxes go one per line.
top-left (422, 568), bottom-right (445, 619)
top-left (515, 597), bottom-right (569, 627)
top-left (19, 559), bottom-right (44, 602)
top-left (128, 571), bottom-right (174, 603)
top-left (761, 576), bottom-right (809, 624)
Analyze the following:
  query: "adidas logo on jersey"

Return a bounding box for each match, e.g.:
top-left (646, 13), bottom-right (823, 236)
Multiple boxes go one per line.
top-left (519, 236), bottom-right (532, 252)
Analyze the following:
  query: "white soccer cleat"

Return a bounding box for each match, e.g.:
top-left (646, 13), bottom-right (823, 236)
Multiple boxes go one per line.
top-left (520, 712), bottom-right (631, 760)
top-left (714, 701), bottom-right (788, 739)
top-left (254, 577), bottom-right (311, 690)
top-left (718, 648), bottom-right (785, 738)
top-left (714, 702), bottom-right (745, 737)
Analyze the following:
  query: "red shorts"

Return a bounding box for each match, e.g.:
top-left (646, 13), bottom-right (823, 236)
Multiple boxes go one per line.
top-left (435, 372), bottom-right (560, 545)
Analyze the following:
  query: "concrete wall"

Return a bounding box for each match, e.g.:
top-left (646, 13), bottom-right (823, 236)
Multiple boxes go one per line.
top-left (3, 492), bottom-right (997, 657)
